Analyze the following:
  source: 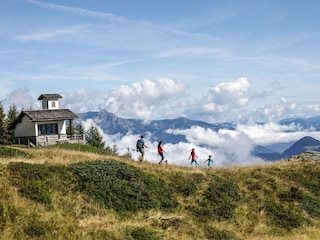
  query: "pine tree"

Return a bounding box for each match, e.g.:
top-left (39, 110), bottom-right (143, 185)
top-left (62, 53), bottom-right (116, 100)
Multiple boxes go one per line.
top-left (85, 125), bottom-right (105, 148)
top-left (66, 124), bottom-right (75, 135)
top-left (75, 121), bottom-right (85, 135)
top-left (7, 104), bottom-right (19, 143)
top-left (0, 102), bottom-right (9, 145)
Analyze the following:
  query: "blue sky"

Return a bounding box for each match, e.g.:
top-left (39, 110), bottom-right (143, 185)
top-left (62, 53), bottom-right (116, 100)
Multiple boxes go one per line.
top-left (1, 0), bottom-right (320, 123)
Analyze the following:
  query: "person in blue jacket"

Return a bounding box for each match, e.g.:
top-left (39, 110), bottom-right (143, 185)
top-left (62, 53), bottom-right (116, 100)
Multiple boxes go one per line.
top-left (204, 155), bottom-right (213, 169)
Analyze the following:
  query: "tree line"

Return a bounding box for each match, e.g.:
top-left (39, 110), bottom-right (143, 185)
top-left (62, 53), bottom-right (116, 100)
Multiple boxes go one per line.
top-left (0, 103), bottom-right (18, 145)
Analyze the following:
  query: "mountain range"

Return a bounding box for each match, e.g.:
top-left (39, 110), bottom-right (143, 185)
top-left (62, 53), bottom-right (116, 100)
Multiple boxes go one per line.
top-left (254, 136), bottom-right (320, 161)
top-left (78, 111), bottom-right (320, 161)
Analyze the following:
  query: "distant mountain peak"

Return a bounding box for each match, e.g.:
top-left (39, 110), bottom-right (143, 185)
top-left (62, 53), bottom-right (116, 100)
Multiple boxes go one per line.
top-left (281, 136), bottom-right (320, 159)
top-left (78, 111), bottom-right (320, 161)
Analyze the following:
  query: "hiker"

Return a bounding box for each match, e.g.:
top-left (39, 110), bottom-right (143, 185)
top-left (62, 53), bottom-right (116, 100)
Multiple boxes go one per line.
top-left (158, 140), bottom-right (167, 164)
top-left (136, 135), bottom-right (148, 161)
top-left (188, 148), bottom-right (199, 166)
top-left (204, 155), bottom-right (213, 169)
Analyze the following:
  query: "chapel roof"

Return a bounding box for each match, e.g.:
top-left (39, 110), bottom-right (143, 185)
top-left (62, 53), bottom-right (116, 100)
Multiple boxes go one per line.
top-left (10, 109), bottom-right (78, 129)
top-left (38, 94), bottom-right (62, 100)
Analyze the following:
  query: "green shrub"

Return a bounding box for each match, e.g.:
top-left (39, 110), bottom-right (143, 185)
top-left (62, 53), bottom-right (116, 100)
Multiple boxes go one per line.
top-left (299, 165), bottom-right (320, 196)
top-left (203, 225), bottom-right (243, 240)
top-left (68, 160), bottom-right (178, 213)
top-left (0, 203), bottom-right (5, 232)
top-left (153, 217), bottom-right (186, 231)
top-left (278, 186), bottom-right (303, 202)
top-left (8, 162), bottom-right (66, 181)
top-left (167, 172), bottom-right (204, 197)
top-left (0, 146), bottom-right (31, 158)
top-left (279, 167), bottom-right (320, 196)
top-left (244, 171), bottom-right (277, 193)
top-left (279, 187), bottom-right (320, 218)
top-left (23, 218), bottom-right (52, 238)
top-left (264, 199), bottom-right (311, 231)
top-left (87, 229), bottom-right (119, 240)
top-left (7, 205), bottom-right (19, 222)
top-left (19, 180), bottom-right (53, 206)
top-left (199, 175), bottom-right (242, 221)
top-left (7, 162), bottom-right (68, 207)
top-left (127, 227), bottom-right (161, 240)
top-left (301, 195), bottom-right (320, 218)
top-left (185, 205), bottom-right (215, 222)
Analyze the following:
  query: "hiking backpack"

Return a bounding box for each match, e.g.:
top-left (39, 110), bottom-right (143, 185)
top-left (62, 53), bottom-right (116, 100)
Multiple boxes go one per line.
top-left (137, 139), bottom-right (143, 149)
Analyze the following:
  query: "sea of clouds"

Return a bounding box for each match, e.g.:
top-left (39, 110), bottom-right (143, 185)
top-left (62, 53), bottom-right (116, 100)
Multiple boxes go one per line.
top-left (82, 119), bottom-right (320, 168)
top-left (4, 77), bottom-right (320, 167)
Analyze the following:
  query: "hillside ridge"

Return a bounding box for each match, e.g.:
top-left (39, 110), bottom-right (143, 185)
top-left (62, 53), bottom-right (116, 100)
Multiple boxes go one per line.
top-left (1, 146), bottom-right (320, 240)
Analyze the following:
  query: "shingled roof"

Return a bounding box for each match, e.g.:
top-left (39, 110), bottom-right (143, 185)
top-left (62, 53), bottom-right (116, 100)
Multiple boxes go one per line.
top-left (10, 109), bottom-right (78, 129)
top-left (38, 94), bottom-right (62, 100)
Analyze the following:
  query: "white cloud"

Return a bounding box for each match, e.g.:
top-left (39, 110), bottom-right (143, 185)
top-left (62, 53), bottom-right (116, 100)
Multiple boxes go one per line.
top-left (77, 115), bottom-right (320, 168)
top-left (201, 78), bottom-right (250, 113)
top-left (61, 89), bottom-right (102, 113)
top-left (3, 82), bottom-right (320, 168)
top-left (249, 99), bottom-right (318, 123)
top-left (3, 77), bottom-right (320, 125)
top-left (237, 122), bottom-right (320, 146)
top-left (181, 77), bottom-right (251, 122)
top-left (4, 86), bottom-right (35, 111)
top-left (100, 78), bottom-right (187, 121)
top-left (166, 125), bottom-right (263, 166)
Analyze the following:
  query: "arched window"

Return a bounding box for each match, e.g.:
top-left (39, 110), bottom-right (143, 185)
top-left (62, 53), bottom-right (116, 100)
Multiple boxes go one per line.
top-left (51, 101), bottom-right (56, 108)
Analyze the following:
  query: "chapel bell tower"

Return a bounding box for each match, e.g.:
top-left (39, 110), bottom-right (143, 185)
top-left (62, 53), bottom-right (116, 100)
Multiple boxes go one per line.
top-left (38, 94), bottom-right (62, 110)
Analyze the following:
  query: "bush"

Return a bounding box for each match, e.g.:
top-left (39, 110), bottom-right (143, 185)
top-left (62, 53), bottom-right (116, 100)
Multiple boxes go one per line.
top-left (279, 187), bottom-right (320, 218)
top-left (87, 229), bottom-right (119, 240)
top-left (0, 203), bottom-right (5, 232)
top-left (278, 186), bottom-right (303, 202)
top-left (199, 175), bottom-right (242, 221)
top-left (203, 225), bottom-right (243, 240)
top-left (7, 162), bottom-right (68, 207)
top-left (19, 180), bottom-right (53, 206)
top-left (23, 217), bottom-right (52, 238)
top-left (167, 172), bottom-right (204, 197)
top-left (68, 160), bottom-right (178, 213)
top-left (278, 167), bottom-right (320, 196)
top-left (301, 195), bottom-right (320, 218)
top-left (127, 227), bottom-right (161, 240)
top-left (264, 199), bottom-right (312, 231)
top-left (0, 146), bottom-right (31, 158)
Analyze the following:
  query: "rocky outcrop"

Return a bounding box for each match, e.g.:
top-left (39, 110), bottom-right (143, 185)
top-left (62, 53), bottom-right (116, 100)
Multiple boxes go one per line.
top-left (289, 150), bottom-right (320, 162)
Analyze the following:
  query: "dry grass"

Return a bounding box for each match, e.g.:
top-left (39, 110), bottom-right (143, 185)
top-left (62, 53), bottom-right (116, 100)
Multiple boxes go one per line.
top-left (1, 146), bottom-right (320, 239)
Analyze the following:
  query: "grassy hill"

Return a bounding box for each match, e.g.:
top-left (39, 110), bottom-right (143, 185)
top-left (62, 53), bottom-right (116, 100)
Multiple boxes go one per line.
top-left (0, 145), bottom-right (320, 240)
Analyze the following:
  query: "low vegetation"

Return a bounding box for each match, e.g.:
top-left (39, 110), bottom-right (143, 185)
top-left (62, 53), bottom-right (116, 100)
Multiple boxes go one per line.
top-left (0, 144), bottom-right (320, 239)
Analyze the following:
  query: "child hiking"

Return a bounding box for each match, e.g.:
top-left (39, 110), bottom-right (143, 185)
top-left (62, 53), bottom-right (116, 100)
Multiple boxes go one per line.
top-left (188, 148), bottom-right (199, 167)
top-left (158, 140), bottom-right (167, 164)
top-left (204, 155), bottom-right (213, 169)
top-left (136, 135), bottom-right (148, 162)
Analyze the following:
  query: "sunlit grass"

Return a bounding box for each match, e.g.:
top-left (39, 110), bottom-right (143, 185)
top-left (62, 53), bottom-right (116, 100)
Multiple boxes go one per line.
top-left (0, 146), bottom-right (320, 239)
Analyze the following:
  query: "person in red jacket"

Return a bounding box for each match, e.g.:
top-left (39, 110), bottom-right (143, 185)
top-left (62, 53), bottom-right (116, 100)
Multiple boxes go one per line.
top-left (158, 140), bottom-right (166, 164)
top-left (188, 148), bottom-right (199, 166)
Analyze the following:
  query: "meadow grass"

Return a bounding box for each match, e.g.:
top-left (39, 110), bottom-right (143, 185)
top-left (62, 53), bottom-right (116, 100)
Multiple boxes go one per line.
top-left (0, 145), bottom-right (320, 239)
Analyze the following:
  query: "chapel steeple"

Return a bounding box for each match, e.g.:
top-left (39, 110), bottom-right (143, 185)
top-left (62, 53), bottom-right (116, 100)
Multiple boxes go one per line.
top-left (38, 94), bottom-right (62, 110)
